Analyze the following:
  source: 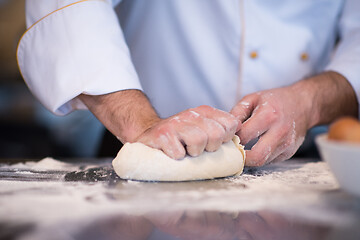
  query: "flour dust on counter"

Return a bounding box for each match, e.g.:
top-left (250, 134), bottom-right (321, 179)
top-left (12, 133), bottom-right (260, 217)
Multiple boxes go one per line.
top-left (1, 158), bottom-right (360, 239)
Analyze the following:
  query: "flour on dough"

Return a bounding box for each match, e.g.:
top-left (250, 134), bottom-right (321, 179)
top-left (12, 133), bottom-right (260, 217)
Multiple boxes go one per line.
top-left (112, 136), bottom-right (245, 182)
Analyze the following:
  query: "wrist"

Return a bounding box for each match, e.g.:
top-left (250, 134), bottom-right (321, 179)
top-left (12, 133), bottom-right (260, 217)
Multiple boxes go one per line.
top-left (288, 79), bottom-right (318, 129)
top-left (79, 90), bottom-right (160, 143)
top-left (290, 71), bottom-right (358, 128)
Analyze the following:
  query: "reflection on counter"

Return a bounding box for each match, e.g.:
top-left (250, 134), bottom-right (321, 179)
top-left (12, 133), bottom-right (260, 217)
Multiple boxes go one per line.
top-left (1, 158), bottom-right (360, 239)
top-left (3, 209), bottom-right (360, 240)
top-left (75, 210), bottom-right (332, 240)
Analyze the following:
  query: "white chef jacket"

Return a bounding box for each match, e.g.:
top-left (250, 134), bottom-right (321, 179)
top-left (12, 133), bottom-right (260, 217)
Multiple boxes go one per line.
top-left (17, 0), bottom-right (360, 118)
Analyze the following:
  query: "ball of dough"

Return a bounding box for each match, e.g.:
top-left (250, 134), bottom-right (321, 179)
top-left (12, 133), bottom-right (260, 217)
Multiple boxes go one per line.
top-left (112, 136), bottom-right (246, 182)
top-left (328, 117), bottom-right (360, 143)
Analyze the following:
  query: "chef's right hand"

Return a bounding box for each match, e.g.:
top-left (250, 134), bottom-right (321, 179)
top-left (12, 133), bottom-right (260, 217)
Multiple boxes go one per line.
top-left (136, 105), bottom-right (239, 159)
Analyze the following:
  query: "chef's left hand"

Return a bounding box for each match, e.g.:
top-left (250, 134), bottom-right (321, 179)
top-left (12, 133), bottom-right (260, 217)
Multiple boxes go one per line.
top-left (230, 86), bottom-right (311, 166)
top-left (231, 71), bottom-right (358, 167)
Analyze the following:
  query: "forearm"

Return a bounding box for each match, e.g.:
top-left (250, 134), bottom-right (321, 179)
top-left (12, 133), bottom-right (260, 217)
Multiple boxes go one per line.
top-left (291, 71), bottom-right (358, 128)
top-left (79, 90), bottom-right (160, 143)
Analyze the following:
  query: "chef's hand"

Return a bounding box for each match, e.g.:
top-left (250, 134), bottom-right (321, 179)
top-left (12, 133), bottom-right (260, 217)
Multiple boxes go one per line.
top-left (80, 90), bottom-right (238, 159)
top-left (231, 71), bottom-right (358, 167)
top-left (231, 87), bottom-right (309, 166)
top-left (136, 105), bottom-right (239, 159)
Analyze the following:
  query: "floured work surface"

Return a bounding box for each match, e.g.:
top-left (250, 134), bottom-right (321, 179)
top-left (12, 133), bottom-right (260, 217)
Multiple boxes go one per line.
top-left (1, 157), bottom-right (360, 240)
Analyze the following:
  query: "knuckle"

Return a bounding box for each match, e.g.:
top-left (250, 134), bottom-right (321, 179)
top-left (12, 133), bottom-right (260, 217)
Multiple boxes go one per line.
top-left (197, 105), bottom-right (213, 112)
top-left (184, 130), bottom-right (207, 157)
top-left (181, 126), bottom-right (207, 146)
top-left (231, 107), bottom-right (245, 120)
top-left (190, 131), bottom-right (207, 146)
top-left (181, 111), bottom-right (192, 119)
top-left (208, 125), bottom-right (225, 142)
top-left (265, 109), bottom-right (278, 123)
top-left (182, 109), bottom-right (202, 119)
top-left (239, 101), bottom-right (251, 109)
top-left (220, 115), bottom-right (238, 131)
top-left (228, 119), bottom-right (239, 133)
top-left (155, 125), bottom-right (172, 138)
top-left (169, 116), bottom-right (181, 124)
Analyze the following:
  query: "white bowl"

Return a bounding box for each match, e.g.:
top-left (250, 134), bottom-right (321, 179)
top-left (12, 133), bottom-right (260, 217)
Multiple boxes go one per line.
top-left (316, 134), bottom-right (360, 197)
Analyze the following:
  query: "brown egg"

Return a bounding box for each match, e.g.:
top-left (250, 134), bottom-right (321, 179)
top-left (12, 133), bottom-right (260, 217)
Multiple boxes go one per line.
top-left (328, 117), bottom-right (360, 143)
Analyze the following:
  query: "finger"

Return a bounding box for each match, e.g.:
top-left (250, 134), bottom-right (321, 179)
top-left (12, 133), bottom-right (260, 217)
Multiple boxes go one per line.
top-left (180, 113), bottom-right (225, 153)
top-left (159, 132), bottom-right (187, 160)
top-left (194, 105), bottom-right (239, 142)
top-left (177, 125), bottom-right (207, 157)
top-left (266, 124), bottom-right (304, 164)
top-left (230, 94), bottom-right (259, 123)
top-left (245, 128), bottom-right (282, 167)
top-left (271, 151), bottom-right (293, 164)
top-left (141, 127), bottom-right (186, 160)
top-left (271, 138), bottom-right (303, 163)
top-left (239, 106), bottom-right (277, 145)
top-left (202, 118), bottom-right (226, 152)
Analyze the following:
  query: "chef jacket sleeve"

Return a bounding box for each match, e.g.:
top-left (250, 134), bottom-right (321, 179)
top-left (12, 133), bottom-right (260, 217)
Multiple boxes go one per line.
top-left (325, 0), bottom-right (360, 116)
top-left (17, 0), bottom-right (142, 116)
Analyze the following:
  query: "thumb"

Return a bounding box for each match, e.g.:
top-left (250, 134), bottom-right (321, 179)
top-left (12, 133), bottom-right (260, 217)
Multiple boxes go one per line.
top-left (230, 94), bottom-right (259, 123)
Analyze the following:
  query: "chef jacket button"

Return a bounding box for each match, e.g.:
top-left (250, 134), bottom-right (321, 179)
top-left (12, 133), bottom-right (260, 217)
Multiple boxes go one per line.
top-left (249, 51), bottom-right (258, 59)
top-left (301, 52), bottom-right (309, 61)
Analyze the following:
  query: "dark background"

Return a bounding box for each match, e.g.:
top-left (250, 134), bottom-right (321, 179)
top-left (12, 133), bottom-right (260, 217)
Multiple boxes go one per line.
top-left (0, 0), bottom-right (105, 160)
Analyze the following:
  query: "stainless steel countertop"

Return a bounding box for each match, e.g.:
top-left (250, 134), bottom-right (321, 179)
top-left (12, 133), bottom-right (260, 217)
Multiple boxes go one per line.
top-left (1, 158), bottom-right (360, 240)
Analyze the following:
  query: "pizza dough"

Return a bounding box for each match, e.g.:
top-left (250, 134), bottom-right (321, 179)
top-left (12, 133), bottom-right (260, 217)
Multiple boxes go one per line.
top-left (112, 136), bottom-right (246, 182)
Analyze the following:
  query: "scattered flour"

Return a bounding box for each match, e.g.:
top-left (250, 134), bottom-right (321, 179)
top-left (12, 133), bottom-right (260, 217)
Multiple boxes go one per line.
top-left (0, 158), bottom-right (358, 239)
